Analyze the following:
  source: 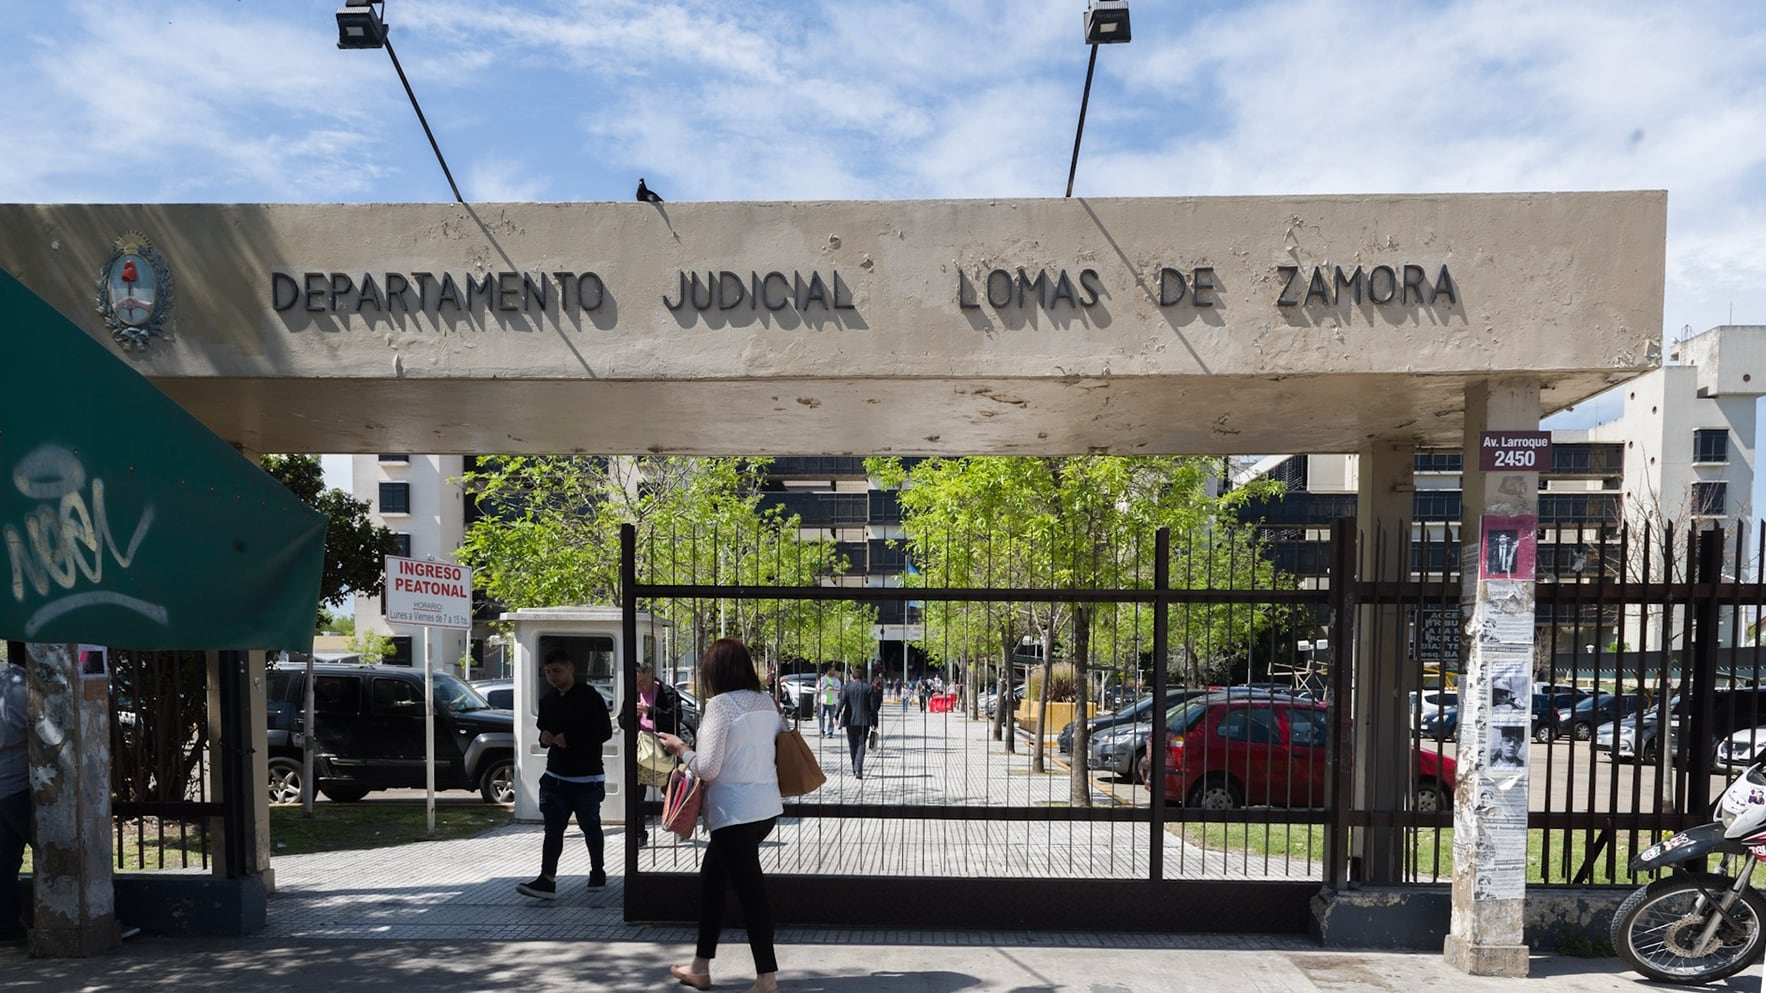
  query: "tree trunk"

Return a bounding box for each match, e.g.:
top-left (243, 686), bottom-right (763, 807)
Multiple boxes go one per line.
top-left (1070, 606), bottom-right (1092, 807)
top-left (994, 625), bottom-right (1014, 751)
top-left (1032, 628), bottom-right (1052, 773)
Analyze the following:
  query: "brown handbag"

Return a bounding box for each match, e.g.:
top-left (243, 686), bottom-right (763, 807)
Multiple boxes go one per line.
top-left (775, 725), bottom-right (827, 797)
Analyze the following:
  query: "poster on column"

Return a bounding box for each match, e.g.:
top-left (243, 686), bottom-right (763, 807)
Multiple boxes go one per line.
top-left (1479, 514), bottom-right (1537, 581)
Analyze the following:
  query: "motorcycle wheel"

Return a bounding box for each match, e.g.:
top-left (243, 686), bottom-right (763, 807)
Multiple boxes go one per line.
top-left (1612, 872), bottom-right (1766, 984)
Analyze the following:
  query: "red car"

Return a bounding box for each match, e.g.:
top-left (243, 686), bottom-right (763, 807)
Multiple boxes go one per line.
top-left (1138, 695), bottom-right (1456, 812)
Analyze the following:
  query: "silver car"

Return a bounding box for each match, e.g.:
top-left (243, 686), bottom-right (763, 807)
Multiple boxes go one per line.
top-left (1088, 721), bottom-right (1152, 780)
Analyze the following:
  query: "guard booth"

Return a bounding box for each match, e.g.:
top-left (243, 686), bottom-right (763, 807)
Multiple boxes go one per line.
top-left (503, 606), bottom-right (668, 824)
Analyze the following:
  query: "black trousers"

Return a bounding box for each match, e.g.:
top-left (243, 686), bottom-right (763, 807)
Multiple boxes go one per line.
top-left (696, 817), bottom-right (777, 974)
top-left (844, 724), bottom-right (869, 776)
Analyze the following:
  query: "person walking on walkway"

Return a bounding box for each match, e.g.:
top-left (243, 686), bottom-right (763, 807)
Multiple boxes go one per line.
top-left (517, 649), bottom-right (613, 899)
top-left (0, 655), bottom-right (28, 942)
top-left (836, 668), bottom-right (877, 779)
top-left (658, 638), bottom-right (782, 993)
top-left (816, 664), bottom-right (841, 738)
top-left (625, 662), bottom-right (684, 849)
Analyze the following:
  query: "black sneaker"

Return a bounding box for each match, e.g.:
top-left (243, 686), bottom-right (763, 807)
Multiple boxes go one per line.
top-left (588, 869), bottom-right (607, 888)
top-left (516, 876), bottom-right (557, 900)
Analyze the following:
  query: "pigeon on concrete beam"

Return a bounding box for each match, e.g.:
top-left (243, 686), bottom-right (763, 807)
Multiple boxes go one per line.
top-left (636, 178), bottom-right (663, 203)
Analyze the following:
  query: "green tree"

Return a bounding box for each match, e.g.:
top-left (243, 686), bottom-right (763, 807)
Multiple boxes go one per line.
top-left (868, 456), bottom-right (1285, 803)
top-left (348, 629), bottom-right (396, 665)
top-left (259, 455), bottom-right (401, 607)
top-left (457, 456), bottom-right (857, 671)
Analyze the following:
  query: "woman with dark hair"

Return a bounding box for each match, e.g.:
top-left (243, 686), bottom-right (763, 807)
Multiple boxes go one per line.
top-left (657, 638), bottom-right (782, 993)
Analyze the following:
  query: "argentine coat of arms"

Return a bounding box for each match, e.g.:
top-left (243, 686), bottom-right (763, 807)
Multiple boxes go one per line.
top-left (95, 232), bottom-right (174, 351)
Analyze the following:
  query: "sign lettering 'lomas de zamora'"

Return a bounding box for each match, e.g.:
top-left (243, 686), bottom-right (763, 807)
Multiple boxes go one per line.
top-left (269, 262), bottom-right (1458, 319)
top-left (383, 555), bottom-right (472, 631)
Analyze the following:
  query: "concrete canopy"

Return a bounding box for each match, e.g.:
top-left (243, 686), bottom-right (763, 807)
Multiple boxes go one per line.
top-left (0, 192), bottom-right (1664, 456)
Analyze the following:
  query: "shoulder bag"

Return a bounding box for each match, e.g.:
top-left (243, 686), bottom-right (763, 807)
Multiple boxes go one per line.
top-left (636, 730), bottom-right (677, 789)
top-left (776, 725), bottom-right (827, 797)
top-left (661, 768), bottom-right (703, 838)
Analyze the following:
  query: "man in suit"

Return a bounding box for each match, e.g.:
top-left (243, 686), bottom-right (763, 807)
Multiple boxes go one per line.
top-left (835, 668), bottom-right (877, 779)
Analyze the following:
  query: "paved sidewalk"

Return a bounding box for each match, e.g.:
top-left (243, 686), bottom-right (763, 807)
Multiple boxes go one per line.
top-left (0, 933), bottom-right (1660, 993)
top-left (0, 707), bottom-right (1693, 989)
top-left (0, 811), bottom-right (1677, 992)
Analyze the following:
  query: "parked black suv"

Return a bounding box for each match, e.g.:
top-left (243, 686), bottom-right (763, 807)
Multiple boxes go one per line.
top-left (266, 662), bottom-right (516, 805)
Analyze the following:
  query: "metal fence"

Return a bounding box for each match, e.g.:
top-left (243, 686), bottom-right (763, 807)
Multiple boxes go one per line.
top-left (620, 520), bottom-right (1345, 932)
top-left (613, 515), bottom-right (1766, 930)
top-left (107, 649), bottom-right (218, 871)
top-left (1348, 519), bottom-right (1766, 888)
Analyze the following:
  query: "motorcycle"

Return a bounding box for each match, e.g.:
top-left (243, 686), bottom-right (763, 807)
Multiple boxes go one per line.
top-left (1612, 760), bottom-right (1766, 983)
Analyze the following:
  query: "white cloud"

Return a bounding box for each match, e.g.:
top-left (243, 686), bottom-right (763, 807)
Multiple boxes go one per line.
top-left (465, 157), bottom-right (549, 202)
top-left (2, 0), bottom-right (1764, 331)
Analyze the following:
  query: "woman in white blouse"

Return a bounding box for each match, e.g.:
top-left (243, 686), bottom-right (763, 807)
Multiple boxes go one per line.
top-left (658, 638), bottom-right (784, 993)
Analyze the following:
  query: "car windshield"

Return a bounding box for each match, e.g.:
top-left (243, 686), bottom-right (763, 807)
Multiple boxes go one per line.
top-left (1176, 698), bottom-right (1213, 732)
top-left (1573, 693), bottom-right (1614, 713)
top-left (433, 673), bottom-right (492, 713)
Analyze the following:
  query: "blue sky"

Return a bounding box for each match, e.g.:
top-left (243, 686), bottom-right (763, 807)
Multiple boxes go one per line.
top-left (6, 0), bottom-right (1766, 478)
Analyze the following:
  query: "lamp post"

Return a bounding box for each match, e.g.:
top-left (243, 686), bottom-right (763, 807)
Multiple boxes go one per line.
top-left (1065, 1), bottom-right (1132, 198)
top-left (334, 0), bottom-right (465, 204)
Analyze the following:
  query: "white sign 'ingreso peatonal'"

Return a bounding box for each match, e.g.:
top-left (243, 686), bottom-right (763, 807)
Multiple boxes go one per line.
top-left (383, 555), bottom-right (473, 630)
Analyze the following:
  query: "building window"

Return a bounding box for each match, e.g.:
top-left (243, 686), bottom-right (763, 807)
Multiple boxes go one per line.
top-left (387, 637), bottom-right (414, 666)
top-left (1413, 451), bottom-right (1463, 474)
top-left (1412, 490), bottom-right (1463, 521)
top-left (392, 533), bottom-right (411, 558)
top-left (379, 482), bottom-right (411, 515)
top-left (1693, 429), bottom-right (1729, 465)
top-left (1692, 481), bottom-right (1727, 517)
top-left (378, 454), bottom-right (410, 463)
top-left (1267, 456), bottom-right (1309, 491)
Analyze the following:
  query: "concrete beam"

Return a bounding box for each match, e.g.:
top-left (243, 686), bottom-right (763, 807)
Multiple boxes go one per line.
top-left (0, 194), bottom-right (1665, 457)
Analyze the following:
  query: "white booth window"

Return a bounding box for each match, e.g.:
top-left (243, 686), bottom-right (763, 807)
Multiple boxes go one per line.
top-left (536, 634), bottom-right (616, 704)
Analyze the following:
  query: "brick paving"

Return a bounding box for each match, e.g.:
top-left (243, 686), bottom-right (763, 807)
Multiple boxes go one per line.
top-left (264, 704), bottom-right (1315, 942)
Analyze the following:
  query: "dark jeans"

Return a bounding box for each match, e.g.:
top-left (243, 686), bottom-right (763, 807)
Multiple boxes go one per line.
top-left (538, 776), bottom-right (605, 877)
top-left (696, 817), bottom-right (777, 974)
top-left (0, 789), bottom-right (29, 931)
top-left (844, 725), bottom-right (869, 776)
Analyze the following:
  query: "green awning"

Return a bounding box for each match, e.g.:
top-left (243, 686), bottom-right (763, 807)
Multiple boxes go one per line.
top-left (1, 267), bottom-right (326, 651)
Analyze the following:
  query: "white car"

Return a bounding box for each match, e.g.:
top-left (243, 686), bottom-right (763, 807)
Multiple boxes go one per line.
top-left (1716, 724), bottom-right (1766, 770)
top-left (1408, 689), bottom-right (1459, 727)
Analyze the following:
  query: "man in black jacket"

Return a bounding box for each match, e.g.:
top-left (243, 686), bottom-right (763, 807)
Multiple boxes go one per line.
top-left (518, 649), bottom-right (613, 899)
top-left (835, 669), bottom-right (877, 779)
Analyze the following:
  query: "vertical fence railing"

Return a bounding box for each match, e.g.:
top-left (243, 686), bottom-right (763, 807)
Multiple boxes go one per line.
top-left (107, 649), bottom-right (218, 871)
top-left (622, 518), bottom-right (1336, 902)
top-left (622, 512), bottom-right (1766, 904)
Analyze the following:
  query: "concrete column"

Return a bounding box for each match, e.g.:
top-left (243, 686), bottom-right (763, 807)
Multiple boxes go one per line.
top-left (205, 651), bottom-right (273, 886)
top-left (25, 642), bottom-right (119, 957)
top-left (1443, 380), bottom-right (1540, 977)
top-left (1352, 441), bottom-right (1416, 882)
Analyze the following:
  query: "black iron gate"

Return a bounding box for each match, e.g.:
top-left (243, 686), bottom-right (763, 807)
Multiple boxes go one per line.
top-left (617, 513), bottom-right (1766, 932)
top-left (618, 520), bottom-right (1356, 933)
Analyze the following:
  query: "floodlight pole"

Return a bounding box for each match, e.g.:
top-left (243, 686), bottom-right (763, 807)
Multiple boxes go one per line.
top-left (1064, 43), bottom-right (1100, 198)
top-left (383, 37), bottom-right (464, 205)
